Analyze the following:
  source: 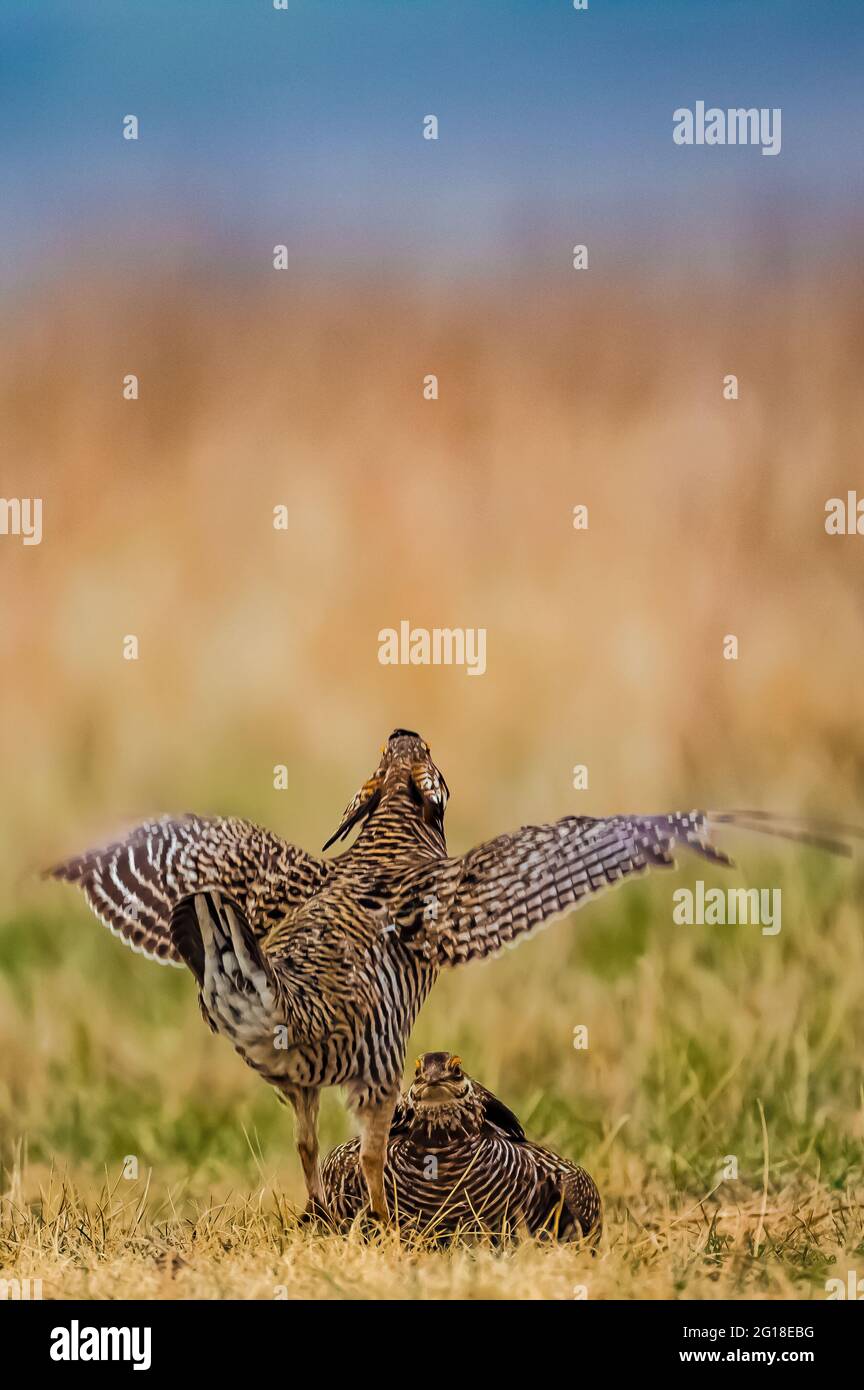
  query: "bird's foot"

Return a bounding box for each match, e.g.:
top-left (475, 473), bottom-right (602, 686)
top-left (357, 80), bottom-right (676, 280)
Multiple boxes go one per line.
top-left (352, 1204), bottom-right (389, 1239)
top-left (297, 1197), bottom-right (332, 1231)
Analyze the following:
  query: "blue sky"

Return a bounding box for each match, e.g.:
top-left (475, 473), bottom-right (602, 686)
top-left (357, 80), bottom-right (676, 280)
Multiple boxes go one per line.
top-left (2, 0), bottom-right (862, 286)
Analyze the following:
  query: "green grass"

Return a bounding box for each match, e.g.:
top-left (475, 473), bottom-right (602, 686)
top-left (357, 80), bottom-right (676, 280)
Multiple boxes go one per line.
top-left (1, 849), bottom-right (862, 1298)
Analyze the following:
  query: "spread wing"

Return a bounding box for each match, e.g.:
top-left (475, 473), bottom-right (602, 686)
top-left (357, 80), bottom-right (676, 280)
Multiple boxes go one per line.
top-left (46, 814), bottom-right (333, 967)
top-left (394, 810), bottom-right (856, 967)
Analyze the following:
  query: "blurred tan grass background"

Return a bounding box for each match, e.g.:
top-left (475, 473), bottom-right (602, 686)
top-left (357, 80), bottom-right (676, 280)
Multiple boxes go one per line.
top-left (3, 270), bottom-right (864, 855)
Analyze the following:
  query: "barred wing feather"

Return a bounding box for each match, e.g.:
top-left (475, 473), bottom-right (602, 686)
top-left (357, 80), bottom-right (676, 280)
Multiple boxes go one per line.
top-left (47, 815), bottom-right (332, 966)
top-left (400, 810), bottom-right (856, 966)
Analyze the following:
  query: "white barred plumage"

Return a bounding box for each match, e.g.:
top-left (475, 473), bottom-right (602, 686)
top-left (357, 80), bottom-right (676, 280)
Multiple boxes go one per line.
top-left (322, 1052), bottom-right (601, 1242)
top-left (47, 729), bottom-right (857, 1222)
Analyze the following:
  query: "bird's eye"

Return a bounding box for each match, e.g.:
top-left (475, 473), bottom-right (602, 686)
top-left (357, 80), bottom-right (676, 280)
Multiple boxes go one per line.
top-left (448, 1056), bottom-right (462, 1072)
top-left (414, 1057), bottom-right (422, 1074)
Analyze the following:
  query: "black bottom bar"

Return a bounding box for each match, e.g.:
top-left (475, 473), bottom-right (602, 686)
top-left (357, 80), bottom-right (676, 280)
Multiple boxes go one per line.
top-left (9, 1295), bottom-right (856, 1374)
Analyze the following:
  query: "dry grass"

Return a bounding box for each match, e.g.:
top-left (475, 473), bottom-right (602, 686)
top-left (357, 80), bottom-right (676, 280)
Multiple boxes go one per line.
top-left (3, 1164), bottom-right (862, 1301)
top-left (1, 267), bottom-right (863, 1298)
top-left (3, 854), bottom-right (862, 1298)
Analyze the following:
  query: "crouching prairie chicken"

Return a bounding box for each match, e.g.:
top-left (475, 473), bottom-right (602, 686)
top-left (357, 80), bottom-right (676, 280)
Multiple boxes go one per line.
top-left (322, 1051), bottom-right (601, 1242)
top-left (48, 729), bottom-right (857, 1222)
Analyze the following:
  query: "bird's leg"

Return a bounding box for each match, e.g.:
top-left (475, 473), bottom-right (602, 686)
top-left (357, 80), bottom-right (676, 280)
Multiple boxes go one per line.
top-left (285, 1086), bottom-right (325, 1217)
top-left (356, 1093), bottom-right (398, 1220)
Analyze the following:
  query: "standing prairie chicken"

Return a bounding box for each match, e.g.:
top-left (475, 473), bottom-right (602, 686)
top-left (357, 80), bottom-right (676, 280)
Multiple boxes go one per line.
top-left (48, 729), bottom-right (856, 1221)
top-left (322, 1050), bottom-right (601, 1242)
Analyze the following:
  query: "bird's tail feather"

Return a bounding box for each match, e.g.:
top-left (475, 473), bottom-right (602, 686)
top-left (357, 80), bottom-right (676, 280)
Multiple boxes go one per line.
top-left (170, 890), bottom-right (279, 1026)
top-left (706, 811), bottom-right (863, 858)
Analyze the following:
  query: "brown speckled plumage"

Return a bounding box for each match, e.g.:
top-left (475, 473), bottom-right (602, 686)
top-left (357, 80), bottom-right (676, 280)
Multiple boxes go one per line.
top-left (48, 729), bottom-right (855, 1221)
top-left (323, 1051), bottom-right (601, 1242)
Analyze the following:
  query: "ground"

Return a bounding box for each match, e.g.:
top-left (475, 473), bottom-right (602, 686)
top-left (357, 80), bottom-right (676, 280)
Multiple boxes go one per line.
top-left (2, 854), bottom-right (862, 1300)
